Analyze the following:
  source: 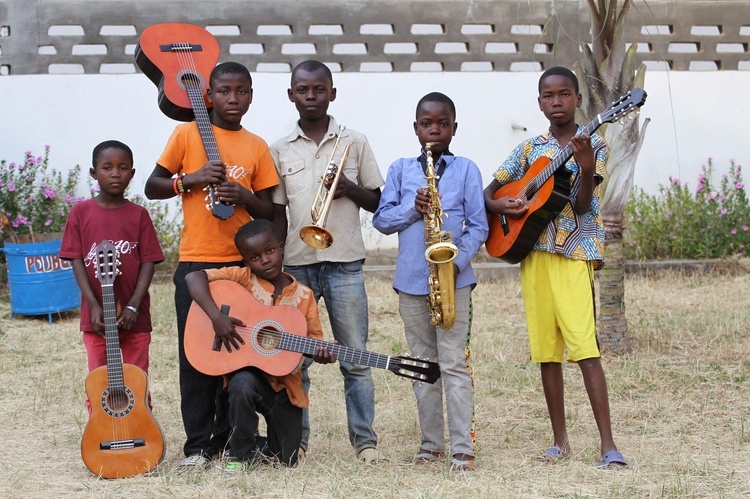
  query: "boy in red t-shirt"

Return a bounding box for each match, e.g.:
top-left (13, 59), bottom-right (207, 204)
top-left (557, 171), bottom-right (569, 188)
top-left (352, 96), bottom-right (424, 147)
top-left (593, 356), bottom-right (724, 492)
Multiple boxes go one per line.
top-left (60, 140), bottom-right (164, 410)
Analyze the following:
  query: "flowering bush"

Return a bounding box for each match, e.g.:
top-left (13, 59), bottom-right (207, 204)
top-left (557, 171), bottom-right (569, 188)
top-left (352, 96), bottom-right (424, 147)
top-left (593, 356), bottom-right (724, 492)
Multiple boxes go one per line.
top-left (624, 158), bottom-right (749, 259)
top-left (0, 147), bottom-right (84, 243)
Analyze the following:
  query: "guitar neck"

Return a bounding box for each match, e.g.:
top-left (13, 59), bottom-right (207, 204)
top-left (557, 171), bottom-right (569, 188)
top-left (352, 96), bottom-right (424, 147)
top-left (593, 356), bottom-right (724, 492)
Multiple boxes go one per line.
top-left (101, 284), bottom-right (125, 390)
top-left (528, 117), bottom-right (603, 196)
top-left (184, 83), bottom-right (221, 162)
top-left (274, 330), bottom-right (393, 371)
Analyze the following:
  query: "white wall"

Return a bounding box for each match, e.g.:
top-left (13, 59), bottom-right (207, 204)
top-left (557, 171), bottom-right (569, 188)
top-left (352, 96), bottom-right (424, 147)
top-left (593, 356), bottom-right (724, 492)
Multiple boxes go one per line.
top-left (1, 71), bottom-right (747, 248)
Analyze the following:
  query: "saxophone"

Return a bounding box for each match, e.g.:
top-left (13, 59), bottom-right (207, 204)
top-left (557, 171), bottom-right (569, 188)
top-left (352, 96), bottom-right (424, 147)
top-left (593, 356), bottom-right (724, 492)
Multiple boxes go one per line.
top-left (423, 143), bottom-right (458, 329)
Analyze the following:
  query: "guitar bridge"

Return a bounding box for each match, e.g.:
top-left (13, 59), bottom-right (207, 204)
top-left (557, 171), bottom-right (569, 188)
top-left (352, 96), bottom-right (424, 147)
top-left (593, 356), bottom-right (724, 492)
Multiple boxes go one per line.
top-left (100, 438), bottom-right (146, 450)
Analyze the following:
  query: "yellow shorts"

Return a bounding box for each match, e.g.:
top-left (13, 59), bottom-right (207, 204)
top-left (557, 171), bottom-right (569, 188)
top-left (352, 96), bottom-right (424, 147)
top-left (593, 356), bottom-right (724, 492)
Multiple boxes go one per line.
top-left (520, 251), bottom-right (600, 363)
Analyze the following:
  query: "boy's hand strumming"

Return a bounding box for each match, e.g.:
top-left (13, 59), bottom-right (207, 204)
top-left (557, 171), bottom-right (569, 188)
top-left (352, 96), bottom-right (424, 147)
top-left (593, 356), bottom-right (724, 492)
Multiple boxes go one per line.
top-left (210, 313), bottom-right (246, 352)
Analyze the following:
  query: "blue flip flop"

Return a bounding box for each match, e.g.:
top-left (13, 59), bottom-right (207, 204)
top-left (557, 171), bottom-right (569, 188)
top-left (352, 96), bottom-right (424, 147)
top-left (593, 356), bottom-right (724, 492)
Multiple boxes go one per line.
top-left (595, 449), bottom-right (628, 469)
top-left (538, 445), bottom-right (568, 462)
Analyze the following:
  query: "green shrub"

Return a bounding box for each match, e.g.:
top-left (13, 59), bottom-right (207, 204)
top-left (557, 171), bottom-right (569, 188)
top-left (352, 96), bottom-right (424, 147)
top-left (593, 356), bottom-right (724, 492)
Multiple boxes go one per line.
top-left (130, 194), bottom-right (181, 273)
top-left (624, 158), bottom-right (749, 259)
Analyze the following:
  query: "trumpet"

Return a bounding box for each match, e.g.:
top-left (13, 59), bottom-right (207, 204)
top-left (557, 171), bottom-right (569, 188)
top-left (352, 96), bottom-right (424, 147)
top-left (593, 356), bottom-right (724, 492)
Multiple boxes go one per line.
top-left (299, 125), bottom-right (351, 249)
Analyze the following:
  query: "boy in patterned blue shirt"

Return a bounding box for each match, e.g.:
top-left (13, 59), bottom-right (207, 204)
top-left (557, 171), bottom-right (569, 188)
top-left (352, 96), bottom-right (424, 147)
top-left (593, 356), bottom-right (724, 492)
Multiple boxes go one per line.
top-left (484, 67), bottom-right (627, 469)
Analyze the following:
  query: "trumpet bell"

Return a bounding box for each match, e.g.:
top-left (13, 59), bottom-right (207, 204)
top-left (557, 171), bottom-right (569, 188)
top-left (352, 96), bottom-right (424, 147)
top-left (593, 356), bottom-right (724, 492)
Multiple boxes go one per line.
top-left (300, 225), bottom-right (334, 249)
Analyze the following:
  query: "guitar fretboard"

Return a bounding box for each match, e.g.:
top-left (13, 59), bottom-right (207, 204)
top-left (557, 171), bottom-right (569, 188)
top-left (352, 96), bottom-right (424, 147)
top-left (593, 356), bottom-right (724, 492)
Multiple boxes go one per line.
top-left (270, 329), bottom-right (392, 371)
top-left (101, 284), bottom-right (125, 391)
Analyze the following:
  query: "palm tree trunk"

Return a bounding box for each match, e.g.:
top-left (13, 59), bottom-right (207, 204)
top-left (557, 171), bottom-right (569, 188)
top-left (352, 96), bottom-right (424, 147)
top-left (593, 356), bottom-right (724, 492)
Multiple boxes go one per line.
top-left (597, 221), bottom-right (631, 353)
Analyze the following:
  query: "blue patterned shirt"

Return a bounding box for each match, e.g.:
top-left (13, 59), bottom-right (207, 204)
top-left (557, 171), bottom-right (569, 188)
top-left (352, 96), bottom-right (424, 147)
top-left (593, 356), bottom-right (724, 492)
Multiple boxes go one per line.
top-left (493, 126), bottom-right (607, 268)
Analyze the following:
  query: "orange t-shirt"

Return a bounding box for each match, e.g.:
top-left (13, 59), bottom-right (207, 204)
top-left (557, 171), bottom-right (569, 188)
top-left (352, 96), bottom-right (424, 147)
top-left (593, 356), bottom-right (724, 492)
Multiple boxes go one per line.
top-left (203, 266), bottom-right (324, 408)
top-left (157, 122), bottom-right (279, 262)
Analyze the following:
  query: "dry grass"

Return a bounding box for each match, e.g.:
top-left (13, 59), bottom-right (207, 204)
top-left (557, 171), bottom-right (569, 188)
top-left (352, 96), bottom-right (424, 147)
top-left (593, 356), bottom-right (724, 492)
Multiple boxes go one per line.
top-left (1, 267), bottom-right (749, 498)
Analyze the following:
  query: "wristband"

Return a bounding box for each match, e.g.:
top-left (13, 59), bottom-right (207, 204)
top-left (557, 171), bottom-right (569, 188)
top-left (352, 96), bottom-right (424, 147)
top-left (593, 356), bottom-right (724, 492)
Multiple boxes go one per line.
top-left (177, 173), bottom-right (190, 195)
top-left (125, 305), bottom-right (139, 315)
top-left (173, 177), bottom-right (180, 196)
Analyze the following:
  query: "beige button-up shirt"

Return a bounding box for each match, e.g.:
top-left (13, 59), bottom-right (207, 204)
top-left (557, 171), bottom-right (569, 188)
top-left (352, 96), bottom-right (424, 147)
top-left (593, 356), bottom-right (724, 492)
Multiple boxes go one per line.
top-left (271, 116), bottom-right (384, 265)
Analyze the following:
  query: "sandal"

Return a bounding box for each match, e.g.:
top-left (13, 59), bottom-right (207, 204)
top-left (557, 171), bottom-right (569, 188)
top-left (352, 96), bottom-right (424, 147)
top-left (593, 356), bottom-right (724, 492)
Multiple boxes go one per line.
top-left (450, 454), bottom-right (476, 472)
top-left (595, 449), bottom-right (628, 469)
top-left (537, 445), bottom-right (568, 463)
top-left (413, 448), bottom-right (445, 464)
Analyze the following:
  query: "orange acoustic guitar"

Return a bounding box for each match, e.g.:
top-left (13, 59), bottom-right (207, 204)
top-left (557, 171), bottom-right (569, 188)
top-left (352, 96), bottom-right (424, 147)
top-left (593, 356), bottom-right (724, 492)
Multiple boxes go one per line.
top-left (135, 23), bottom-right (234, 220)
top-left (485, 88), bottom-right (647, 264)
top-left (80, 241), bottom-right (165, 479)
top-left (185, 280), bottom-right (441, 384)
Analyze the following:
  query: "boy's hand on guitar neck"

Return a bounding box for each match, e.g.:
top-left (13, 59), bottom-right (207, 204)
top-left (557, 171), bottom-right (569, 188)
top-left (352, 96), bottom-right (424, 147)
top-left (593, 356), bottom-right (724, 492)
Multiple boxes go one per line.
top-left (570, 133), bottom-right (595, 177)
top-left (312, 344), bottom-right (337, 364)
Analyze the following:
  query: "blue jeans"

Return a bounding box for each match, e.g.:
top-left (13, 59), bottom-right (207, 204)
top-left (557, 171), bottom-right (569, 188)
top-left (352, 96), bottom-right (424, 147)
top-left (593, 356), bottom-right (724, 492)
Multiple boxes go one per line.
top-left (284, 260), bottom-right (378, 453)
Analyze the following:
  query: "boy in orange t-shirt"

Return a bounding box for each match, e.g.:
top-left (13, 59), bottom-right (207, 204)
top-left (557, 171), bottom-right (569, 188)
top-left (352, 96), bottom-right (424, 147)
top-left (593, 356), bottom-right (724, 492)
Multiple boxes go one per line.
top-left (144, 62), bottom-right (279, 468)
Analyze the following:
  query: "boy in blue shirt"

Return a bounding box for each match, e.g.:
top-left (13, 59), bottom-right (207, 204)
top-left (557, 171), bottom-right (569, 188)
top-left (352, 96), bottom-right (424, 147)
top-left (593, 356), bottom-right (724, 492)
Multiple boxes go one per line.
top-left (373, 92), bottom-right (488, 472)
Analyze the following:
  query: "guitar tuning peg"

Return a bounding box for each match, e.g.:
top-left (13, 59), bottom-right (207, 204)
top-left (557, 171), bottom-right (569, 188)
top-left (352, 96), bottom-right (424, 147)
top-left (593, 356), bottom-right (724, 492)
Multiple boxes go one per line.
top-left (205, 203), bottom-right (211, 210)
top-left (116, 269), bottom-right (122, 276)
top-left (202, 185), bottom-right (209, 192)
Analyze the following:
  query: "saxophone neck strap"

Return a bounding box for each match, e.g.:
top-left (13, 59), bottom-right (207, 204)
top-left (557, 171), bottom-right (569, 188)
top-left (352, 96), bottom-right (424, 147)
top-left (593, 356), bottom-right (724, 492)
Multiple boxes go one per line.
top-left (418, 149), bottom-right (453, 184)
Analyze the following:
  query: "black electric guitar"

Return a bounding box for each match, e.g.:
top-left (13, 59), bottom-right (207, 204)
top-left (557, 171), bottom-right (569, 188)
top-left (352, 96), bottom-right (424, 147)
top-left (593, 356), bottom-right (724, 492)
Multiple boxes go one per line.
top-left (135, 23), bottom-right (234, 220)
top-left (80, 241), bottom-right (165, 478)
top-left (485, 88), bottom-right (647, 263)
top-left (185, 280), bottom-right (441, 384)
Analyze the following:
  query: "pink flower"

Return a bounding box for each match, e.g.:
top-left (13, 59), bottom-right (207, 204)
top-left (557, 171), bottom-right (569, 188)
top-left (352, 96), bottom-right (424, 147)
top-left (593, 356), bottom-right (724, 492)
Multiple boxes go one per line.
top-left (7, 183), bottom-right (15, 192)
top-left (43, 188), bottom-right (56, 199)
top-left (44, 219), bottom-right (53, 226)
top-left (743, 225), bottom-right (749, 231)
top-left (12, 215), bottom-right (28, 227)
top-left (737, 182), bottom-right (744, 189)
top-left (721, 208), bottom-right (727, 216)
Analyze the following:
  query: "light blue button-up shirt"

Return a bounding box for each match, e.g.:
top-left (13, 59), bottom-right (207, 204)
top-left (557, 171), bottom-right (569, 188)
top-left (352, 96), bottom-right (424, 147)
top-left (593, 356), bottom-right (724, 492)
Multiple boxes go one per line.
top-left (373, 153), bottom-right (489, 295)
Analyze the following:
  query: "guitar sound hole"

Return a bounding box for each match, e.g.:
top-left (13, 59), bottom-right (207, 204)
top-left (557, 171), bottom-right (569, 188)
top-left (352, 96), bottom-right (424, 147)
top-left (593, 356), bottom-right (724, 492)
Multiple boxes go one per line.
top-left (179, 71), bottom-right (203, 89)
top-left (257, 327), bottom-right (280, 350)
top-left (102, 387), bottom-right (134, 416)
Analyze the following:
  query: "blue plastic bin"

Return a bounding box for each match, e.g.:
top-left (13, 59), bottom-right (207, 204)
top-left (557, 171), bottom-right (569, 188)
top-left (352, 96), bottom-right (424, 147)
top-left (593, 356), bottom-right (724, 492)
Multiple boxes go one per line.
top-left (3, 236), bottom-right (80, 323)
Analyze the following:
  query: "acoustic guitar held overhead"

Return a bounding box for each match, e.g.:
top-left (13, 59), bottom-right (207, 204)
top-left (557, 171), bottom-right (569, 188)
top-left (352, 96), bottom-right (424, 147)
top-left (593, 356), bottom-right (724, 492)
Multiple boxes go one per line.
top-left (80, 241), bottom-right (165, 479)
top-left (185, 280), bottom-right (441, 384)
top-left (135, 23), bottom-right (234, 220)
top-left (485, 88), bottom-right (647, 264)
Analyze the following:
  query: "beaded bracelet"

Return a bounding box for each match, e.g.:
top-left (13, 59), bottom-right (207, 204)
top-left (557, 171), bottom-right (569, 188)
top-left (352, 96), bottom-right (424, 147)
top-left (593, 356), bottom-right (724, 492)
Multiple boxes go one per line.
top-left (177, 174), bottom-right (190, 195)
top-left (172, 177), bottom-right (180, 196)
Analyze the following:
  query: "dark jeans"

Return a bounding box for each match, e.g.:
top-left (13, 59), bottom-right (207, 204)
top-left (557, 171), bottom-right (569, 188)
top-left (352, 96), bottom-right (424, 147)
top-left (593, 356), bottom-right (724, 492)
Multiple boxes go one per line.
top-left (174, 260), bottom-right (241, 457)
top-left (228, 368), bottom-right (302, 466)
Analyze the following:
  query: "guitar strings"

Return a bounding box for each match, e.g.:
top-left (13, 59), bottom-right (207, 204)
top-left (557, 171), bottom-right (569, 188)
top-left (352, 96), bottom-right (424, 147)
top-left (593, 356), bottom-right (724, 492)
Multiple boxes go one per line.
top-left (229, 325), bottom-right (393, 370)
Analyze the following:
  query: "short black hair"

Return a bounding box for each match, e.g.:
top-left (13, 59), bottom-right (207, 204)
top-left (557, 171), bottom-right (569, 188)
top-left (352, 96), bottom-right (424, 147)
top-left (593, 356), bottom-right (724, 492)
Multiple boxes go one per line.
top-left (538, 66), bottom-right (579, 94)
top-left (210, 61), bottom-right (252, 88)
top-left (92, 140), bottom-right (133, 168)
top-left (291, 60), bottom-right (333, 87)
top-left (416, 92), bottom-right (456, 120)
top-left (234, 219), bottom-right (277, 249)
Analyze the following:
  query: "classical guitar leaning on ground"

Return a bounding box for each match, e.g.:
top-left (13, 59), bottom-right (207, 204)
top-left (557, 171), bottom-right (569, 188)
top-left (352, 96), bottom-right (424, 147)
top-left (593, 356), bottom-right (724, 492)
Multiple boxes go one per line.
top-left (185, 280), bottom-right (441, 384)
top-left (135, 22), bottom-right (234, 220)
top-left (485, 88), bottom-right (647, 264)
top-left (80, 240), bottom-right (165, 479)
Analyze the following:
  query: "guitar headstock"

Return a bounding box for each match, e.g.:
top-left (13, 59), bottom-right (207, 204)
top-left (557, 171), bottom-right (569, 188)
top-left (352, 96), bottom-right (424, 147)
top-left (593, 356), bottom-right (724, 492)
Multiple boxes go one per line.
top-left (599, 87), bottom-right (647, 125)
top-left (388, 355), bottom-right (441, 384)
top-left (203, 185), bottom-right (234, 220)
top-left (93, 240), bottom-right (120, 286)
